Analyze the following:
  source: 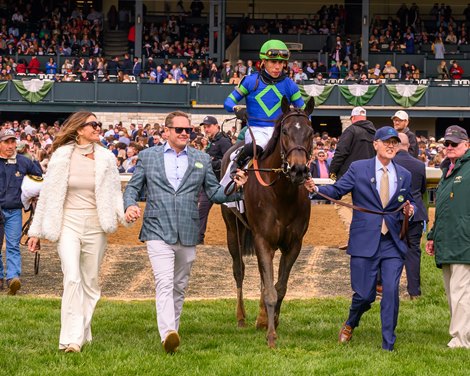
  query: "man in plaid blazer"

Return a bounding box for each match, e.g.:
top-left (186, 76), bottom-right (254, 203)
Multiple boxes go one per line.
top-left (123, 111), bottom-right (246, 353)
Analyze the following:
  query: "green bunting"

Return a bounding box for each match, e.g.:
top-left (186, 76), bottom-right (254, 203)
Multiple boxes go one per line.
top-left (339, 84), bottom-right (379, 106)
top-left (386, 84), bottom-right (427, 107)
top-left (13, 79), bottom-right (53, 103)
top-left (299, 84), bottom-right (334, 106)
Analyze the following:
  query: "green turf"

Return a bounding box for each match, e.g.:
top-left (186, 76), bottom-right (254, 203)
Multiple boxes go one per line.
top-left (0, 252), bottom-right (467, 376)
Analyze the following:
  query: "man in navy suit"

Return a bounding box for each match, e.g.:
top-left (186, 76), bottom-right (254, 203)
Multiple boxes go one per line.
top-left (305, 126), bottom-right (415, 351)
top-left (394, 133), bottom-right (428, 299)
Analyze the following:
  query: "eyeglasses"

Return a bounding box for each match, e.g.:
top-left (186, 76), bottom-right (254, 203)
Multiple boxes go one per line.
top-left (380, 139), bottom-right (399, 146)
top-left (265, 49), bottom-right (290, 59)
top-left (444, 140), bottom-right (461, 148)
top-left (167, 126), bottom-right (193, 134)
top-left (82, 121), bottom-right (101, 130)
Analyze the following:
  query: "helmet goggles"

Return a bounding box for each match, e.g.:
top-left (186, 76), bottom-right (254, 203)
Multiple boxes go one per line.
top-left (263, 49), bottom-right (290, 60)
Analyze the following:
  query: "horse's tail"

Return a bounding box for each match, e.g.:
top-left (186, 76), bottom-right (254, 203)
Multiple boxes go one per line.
top-left (241, 227), bottom-right (255, 256)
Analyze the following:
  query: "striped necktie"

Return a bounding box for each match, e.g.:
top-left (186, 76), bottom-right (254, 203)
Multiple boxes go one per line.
top-left (380, 167), bottom-right (389, 235)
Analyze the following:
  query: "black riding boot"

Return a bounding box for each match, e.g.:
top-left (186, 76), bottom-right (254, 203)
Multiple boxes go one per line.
top-left (230, 142), bottom-right (262, 178)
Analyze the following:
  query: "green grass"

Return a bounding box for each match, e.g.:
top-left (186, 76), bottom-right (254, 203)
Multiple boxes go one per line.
top-left (1, 253), bottom-right (468, 376)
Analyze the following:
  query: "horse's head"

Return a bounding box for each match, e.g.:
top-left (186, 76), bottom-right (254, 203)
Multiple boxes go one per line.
top-left (279, 96), bottom-right (315, 185)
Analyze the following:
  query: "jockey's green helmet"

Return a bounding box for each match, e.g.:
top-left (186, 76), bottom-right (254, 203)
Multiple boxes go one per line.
top-left (259, 39), bottom-right (290, 61)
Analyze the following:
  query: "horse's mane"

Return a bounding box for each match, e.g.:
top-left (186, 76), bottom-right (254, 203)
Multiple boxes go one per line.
top-left (259, 117), bottom-right (282, 161)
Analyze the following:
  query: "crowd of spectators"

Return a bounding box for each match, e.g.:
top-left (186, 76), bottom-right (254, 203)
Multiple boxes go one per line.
top-left (3, 2), bottom-right (470, 84)
top-left (0, 1), bottom-right (105, 58)
top-left (0, 115), bottom-right (450, 180)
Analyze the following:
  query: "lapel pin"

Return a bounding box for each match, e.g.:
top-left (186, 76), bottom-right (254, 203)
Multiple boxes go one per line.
top-left (370, 177), bottom-right (375, 183)
top-left (398, 195), bottom-right (404, 202)
top-left (195, 162), bottom-right (203, 169)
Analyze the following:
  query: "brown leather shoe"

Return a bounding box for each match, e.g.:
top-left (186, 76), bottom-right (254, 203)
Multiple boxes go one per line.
top-left (0, 279), bottom-right (3, 290)
top-left (7, 278), bottom-right (21, 296)
top-left (376, 284), bottom-right (383, 301)
top-left (163, 330), bottom-right (180, 353)
top-left (338, 322), bottom-right (353, 343)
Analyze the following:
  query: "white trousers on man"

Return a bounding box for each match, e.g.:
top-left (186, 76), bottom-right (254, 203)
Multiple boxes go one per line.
top-left (442, 264), bottom-right (470, 348)
top-left (147, 240), bottom-right (196, 341)
top-left (57, 209), bottom-right (107, 350)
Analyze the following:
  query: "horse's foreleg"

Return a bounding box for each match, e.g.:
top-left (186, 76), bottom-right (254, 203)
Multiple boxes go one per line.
top-left (255, 281), bottom-right (267, 330)
top-left (255, 241), bottom-right (278, 348)
top-left (274, 242), bottom-right (303, 328)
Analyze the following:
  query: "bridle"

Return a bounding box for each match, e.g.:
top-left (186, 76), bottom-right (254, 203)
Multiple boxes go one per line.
top-left (278, 110), bottom-right (313, 176)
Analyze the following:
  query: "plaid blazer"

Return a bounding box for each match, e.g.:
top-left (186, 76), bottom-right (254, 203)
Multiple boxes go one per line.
top-left (123, 144), bottom-right (240, 246)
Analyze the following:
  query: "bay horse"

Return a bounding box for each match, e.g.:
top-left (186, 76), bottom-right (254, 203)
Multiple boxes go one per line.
top-left (221, 96), bottom-right (315, 348)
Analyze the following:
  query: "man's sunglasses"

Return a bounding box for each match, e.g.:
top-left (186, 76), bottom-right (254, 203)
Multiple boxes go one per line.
top-left (167, 126), bottom-right (193, 134)
top-left (82, 121), bottom-right (101, 130)
top-left (265, 49), bottom-right (290, 59)
top-left (444, 141), bottom-right (460, 147)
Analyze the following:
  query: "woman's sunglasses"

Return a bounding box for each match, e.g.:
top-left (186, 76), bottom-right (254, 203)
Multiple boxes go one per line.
top-left (265, 49), bottom-right (290, 59)
top-left (82, 121), bottom-right (101, 130)
top-left (167, 126), bottom-right (193, 134)
top-left (444, 141), bottom-right (460, 148)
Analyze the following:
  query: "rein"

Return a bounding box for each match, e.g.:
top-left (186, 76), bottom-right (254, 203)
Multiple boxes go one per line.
top-left (314, 190), bottom-right (411, 243)
top-left (20, 199), bottom-right (41, 274)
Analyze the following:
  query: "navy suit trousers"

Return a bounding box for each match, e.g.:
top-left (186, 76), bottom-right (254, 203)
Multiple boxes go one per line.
top-left (346, 233), bottom-right (404, 351)
top-left (404, 221), bottom-right (424, 297)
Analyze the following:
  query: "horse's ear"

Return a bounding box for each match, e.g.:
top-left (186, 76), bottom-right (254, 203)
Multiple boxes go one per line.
top-left (304, 97), bottom-right (315, 116)
top-left (281, 96), bottom-right (290, 113)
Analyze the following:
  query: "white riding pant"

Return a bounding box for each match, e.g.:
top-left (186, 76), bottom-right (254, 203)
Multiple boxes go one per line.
top-left (147, 240), bottom-right (196, 341)
top-left (244, 126), bottom-right (275, 149)
top-left (57, 208), bottom-right (107, 349)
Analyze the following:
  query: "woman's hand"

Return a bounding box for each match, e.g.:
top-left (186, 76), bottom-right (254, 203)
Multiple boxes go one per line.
top-left (28, 237), bottom-right (40, 253)
top-left (125, 205), bottom-right (141, 223)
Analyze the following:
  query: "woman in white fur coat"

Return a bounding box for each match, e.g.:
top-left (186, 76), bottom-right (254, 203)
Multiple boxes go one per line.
top-left (28, 111), bottom-right (126, 353)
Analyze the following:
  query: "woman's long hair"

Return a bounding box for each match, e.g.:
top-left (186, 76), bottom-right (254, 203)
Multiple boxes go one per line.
top-left (51, 111), bottom-right (96, 153)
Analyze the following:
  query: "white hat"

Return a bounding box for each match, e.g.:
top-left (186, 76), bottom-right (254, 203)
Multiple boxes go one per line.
top-left (351, 106), bottom-right (366, 117)
top-left (391, 110), bottom-right (409, 121)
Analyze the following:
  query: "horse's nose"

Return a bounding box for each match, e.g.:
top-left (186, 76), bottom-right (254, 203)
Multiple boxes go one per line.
top-left (290, 164), bottom-right (309, 184)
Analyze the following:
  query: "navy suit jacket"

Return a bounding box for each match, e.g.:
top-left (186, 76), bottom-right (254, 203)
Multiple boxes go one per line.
top-left (318, 158), bottom-right (414, 257)
top-left (393, 150), bottom-right (428, 222)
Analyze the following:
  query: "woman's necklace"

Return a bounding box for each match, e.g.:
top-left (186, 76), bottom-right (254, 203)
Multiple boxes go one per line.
top-left (75, 143), bottom-right (94, 157)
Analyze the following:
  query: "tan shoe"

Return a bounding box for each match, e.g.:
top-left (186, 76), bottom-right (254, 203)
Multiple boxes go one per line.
top-left (64, 344), bottom-right (81, 353)
top-left (163, 330), bottom-right (180, 353)
top-left (7, 278), bottom-right (21, 296)
top-left (338, 322), bottom-right (353, 344)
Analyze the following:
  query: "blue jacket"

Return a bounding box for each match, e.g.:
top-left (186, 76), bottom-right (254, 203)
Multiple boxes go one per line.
top-left (224, 72), bottom-right (304, 127)
top-left (317, 158), bottom-right (414, 257)
top-left (0, 154), bottom-right (42, 209)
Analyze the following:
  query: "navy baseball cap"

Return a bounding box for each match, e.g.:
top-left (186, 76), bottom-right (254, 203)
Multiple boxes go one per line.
top-left (374, 126), bottom-right (400, 142)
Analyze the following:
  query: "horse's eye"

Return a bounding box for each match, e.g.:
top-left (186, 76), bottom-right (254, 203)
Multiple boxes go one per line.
top-left (282, 128), bottom-right (288, 135)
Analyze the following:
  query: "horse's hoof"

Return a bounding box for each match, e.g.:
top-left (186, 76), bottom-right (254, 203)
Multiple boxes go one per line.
top-left (237, 320), bottom-right (247, 328)
top-left (266, 335), bottom-right (277, 348)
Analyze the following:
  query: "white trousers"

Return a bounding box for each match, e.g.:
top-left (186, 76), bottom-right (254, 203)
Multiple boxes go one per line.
top-left (244, 125), bottom-right (275, 149)
top-left (442, 264), bottom-right (470, 348)
top-left (147, 240), bottom-right (196, 341)
top-left (57, 209), bottom-right (107, 349)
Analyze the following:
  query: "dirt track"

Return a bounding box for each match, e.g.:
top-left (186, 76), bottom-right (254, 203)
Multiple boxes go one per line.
top-left (17, 205), bottom-right (351, 300)
top-left (14, 205), bottom-right (433, 300)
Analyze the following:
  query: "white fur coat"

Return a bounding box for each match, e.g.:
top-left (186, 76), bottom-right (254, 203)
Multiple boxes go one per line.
top-left (28, 143), bottom-right (126, 242)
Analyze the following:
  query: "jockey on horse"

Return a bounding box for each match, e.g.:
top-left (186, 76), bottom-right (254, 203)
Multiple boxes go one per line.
top-left (224, 39), bottom-right (305, 177)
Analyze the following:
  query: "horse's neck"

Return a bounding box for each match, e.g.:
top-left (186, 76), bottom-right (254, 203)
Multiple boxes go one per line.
top-left (260, 139), bottom-right (282, 167)
top-left (260, 141), bottom-right (299, 196)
